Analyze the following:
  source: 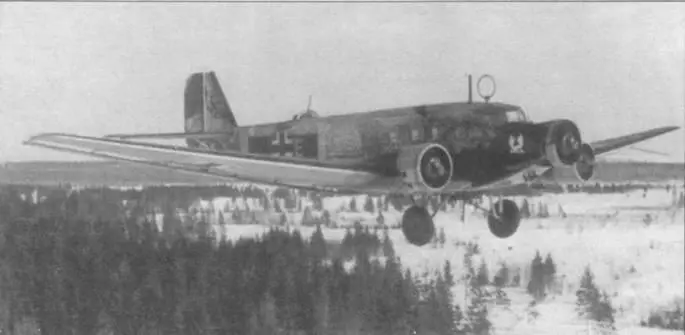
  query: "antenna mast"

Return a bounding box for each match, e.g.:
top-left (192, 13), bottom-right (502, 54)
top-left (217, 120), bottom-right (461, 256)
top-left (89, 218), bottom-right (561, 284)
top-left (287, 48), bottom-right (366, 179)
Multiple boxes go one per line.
top-left (468, 75), bottom-right (473, 104)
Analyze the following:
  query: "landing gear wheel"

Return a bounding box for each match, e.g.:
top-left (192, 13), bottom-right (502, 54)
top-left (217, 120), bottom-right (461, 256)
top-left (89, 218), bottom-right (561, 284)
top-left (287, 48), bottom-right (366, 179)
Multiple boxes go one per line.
top-left (401, 206), bottom-right (435, 246)
top-left (487, 199), bottom-right (521, 238)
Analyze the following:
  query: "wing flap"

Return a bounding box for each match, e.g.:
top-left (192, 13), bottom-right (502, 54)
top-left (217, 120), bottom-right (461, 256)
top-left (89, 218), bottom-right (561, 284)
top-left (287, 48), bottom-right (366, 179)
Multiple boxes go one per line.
top-left (25, 133), bottom-right (383, 192)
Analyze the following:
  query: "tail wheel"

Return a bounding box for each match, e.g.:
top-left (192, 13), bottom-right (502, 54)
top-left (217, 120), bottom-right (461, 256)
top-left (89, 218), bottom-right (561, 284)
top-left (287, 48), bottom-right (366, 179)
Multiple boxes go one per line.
top-left (487, 199), bottom-right (521, 238)
top-left (401, 206), bottom-right (435, 246)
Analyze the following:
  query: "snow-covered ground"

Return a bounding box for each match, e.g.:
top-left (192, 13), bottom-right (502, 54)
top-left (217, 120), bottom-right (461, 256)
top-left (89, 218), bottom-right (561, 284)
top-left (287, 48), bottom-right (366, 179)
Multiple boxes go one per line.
top-left (203, 186), bottom-right (684, 334)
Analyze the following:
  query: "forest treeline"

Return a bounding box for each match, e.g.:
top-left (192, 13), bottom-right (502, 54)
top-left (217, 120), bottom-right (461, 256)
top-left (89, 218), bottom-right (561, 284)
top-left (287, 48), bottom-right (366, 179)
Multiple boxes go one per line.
top-left (0, 185), bottom-right (491, 335)
top-left (0, 184), bottom-right (682, 334)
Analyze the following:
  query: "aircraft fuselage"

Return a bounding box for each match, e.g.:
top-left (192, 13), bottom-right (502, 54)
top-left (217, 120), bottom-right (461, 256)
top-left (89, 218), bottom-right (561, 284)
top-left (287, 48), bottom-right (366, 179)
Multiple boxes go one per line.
top-left (189, 101), bottom-right (554, 187)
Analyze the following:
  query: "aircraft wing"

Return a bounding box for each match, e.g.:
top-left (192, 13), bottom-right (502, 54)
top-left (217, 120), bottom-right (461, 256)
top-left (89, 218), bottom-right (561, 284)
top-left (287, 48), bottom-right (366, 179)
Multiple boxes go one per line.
top-left (24, 133), bottom-right (388, 194)
top-left (588, 126), bottom-right (679, 156)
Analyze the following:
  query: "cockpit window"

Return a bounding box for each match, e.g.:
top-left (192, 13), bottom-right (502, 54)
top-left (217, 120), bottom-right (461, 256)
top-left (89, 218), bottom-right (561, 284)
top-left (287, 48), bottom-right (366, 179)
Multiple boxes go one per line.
top-left (292, 109), bottom-right (320, 121)
top-left (505, 109), bottom-right (528, 123)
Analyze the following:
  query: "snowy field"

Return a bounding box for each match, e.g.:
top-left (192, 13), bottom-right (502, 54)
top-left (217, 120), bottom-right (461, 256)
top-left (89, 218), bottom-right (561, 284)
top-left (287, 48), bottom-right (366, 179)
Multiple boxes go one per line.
top-left (200, 187), bottom-right (684, 334)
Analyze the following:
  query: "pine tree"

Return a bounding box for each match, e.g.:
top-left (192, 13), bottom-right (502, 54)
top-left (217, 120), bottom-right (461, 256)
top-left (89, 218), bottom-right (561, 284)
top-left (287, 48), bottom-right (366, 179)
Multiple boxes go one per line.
top-left (312, 194), bottom-right (323, 211)
top-left (217, 211), bottom-right (225, 226)
top-left (669, 305), bottom-right (684, 330)
top-left (466, 278), bottom-right (491, 335)
top-left (382, 229), bottom-right (395, 259)
top-left (301, 206), bottom-right (314, 226)
top-left (493, 263), bottom-right (510, 288)
top-left (454, 304), bottom-right (467, 334)
top-left (263, 196), bottom-right (271, 212)
top-left (437, 227), bottom-right (446, 247)
top-left (322, 210), bottom-right (331, 227)
top-left (527, 251), bottom-right (546, 301)
top-left (558, 204), bottom-right (567, 218)
top-left (512, 268), bottom-right (521, 287)
top-left (576, 266), bottom-right (601, 319)
top-left (476, 262), bottom-right (489, 286)
top-left (364, 196), bottom-right (375, 213)
top-left (250, 294), bottom-right (281, 335)
top-left (594, 291), bottom-right (616, 330)
top-left (312, 284), bottom-right (330, 335)
top-left (310, 224), bottom-right (327, 260)
top-left (376, 209), bottom-right (385, 227)
top-left (432, 275), bottom-right (457, 334)
top-left (443, 260), bottom-right (455, 288)
top-left (542, 253), bottom-right (557, 293)
top-left (349, 197), bottom-right (358, 212)
top-left (520, 199), bottom-right (531, 218)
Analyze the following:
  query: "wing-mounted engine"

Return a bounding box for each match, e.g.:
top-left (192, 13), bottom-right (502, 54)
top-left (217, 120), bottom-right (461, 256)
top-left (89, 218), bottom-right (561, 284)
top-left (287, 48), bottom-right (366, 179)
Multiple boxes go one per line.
top-left (397, 143), bottom-right (454, 192)
top-left (543, 119), bottom-right (583, 167)
top-left (573, 142), bottom-right (596, 181)
top-left (541, 140), bottom-right (598, 183)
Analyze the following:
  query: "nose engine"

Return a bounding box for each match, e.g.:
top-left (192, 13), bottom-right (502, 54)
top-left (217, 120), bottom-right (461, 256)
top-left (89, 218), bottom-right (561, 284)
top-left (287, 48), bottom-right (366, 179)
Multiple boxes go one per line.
top-left (544, 119), bottom-right (583, 166)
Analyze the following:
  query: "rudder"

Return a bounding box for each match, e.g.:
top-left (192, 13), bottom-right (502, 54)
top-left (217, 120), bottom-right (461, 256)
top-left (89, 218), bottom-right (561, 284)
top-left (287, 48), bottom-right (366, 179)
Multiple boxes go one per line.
top-left (184, 71), bottom-right (238, 149)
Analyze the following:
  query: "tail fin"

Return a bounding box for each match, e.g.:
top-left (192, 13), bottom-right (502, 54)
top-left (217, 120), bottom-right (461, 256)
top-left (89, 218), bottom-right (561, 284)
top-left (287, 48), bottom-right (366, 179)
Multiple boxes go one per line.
top-left (184, 71), bottom-right (238, 148)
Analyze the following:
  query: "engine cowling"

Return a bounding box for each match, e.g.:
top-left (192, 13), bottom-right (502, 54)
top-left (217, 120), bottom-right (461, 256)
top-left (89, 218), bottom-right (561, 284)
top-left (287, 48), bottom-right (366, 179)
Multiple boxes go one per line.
top-left (540, 142), bottom-right (597, 183)
top-left (397, 143), bottom-right (453, 192)
top-left (573, 143), bottom-right (596, 182)
top-left (544, 119), bottom-right (583, 167)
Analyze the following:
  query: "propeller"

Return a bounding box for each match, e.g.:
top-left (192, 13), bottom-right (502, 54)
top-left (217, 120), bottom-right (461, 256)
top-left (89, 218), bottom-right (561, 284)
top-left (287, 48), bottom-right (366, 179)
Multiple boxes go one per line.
top-left (424, 156), bottom-right (448, 180)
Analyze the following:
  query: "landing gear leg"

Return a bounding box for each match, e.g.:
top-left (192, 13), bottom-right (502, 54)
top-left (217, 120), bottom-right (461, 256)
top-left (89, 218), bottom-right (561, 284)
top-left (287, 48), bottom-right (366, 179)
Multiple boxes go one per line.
top-left (463, 196), bottom-right (522, 239)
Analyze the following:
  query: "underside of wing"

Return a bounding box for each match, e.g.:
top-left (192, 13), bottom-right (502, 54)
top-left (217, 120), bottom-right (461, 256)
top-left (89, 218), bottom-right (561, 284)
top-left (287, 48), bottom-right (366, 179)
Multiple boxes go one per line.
top-left (468, 163), bottom-right (552, 194)
top-left (24, 133), bottom-right (390, 194)
top-left (590, 126), bottom-right (679, 156)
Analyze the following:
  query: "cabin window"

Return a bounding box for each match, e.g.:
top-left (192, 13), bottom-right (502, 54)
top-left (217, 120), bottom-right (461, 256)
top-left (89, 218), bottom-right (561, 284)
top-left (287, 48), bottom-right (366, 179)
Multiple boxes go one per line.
top-left (389, 131), bottom-right (398, 144)
top-left (506, 109), bottom-right (528, 123)
top-left (398, 125), bottom-right (411, 144)
top-left (411, 128), bottom-right (420, 142)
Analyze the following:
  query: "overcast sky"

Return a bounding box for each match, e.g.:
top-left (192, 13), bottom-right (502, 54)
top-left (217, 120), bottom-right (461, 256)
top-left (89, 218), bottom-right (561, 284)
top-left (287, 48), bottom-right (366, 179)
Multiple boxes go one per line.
top-left (1, 3), bottom-right (683, 162)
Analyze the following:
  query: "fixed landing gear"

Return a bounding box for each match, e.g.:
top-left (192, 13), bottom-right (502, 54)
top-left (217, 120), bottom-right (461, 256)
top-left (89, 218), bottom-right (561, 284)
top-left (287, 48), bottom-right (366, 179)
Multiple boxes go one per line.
top-left (399, 195), bottom-right (523, 246)
top-left (487, 199), bottom-right (521, 238)
top-left (401, 206), bottom-right (435, 246)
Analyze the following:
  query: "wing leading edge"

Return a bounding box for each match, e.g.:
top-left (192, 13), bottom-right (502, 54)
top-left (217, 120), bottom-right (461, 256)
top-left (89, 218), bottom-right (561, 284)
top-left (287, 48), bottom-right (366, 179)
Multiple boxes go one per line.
top-left (589, 126), bottom-right (679, 156)
top-left (24, 133), bottom-right (391, 194)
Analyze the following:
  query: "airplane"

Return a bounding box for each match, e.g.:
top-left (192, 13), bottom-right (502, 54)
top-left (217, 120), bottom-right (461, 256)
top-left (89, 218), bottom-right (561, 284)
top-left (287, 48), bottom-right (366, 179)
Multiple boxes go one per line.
top-left (24, 72), bottom-right (680, 246)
